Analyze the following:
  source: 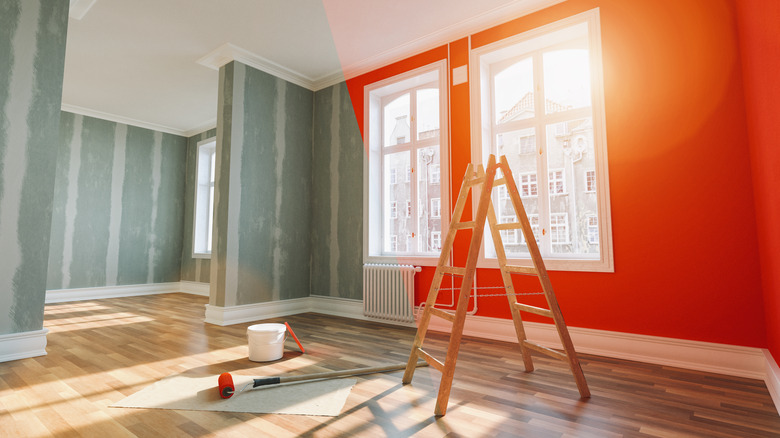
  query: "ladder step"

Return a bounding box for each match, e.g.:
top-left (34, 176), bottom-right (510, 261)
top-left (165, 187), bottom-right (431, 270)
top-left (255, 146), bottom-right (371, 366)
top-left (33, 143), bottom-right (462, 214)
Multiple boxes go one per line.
top-left (522, 340), bottom-right (568, 361)
top-left (513, 303), bottom-right (553, 318)
top-left (465, 176), bottom-right (485, 187)
top-left (452, 221), bottom-right (477, 230)
top-left (495, 222), bottom-right (521, 231)
top-left (428, 306), bottom-right (456, 322)
top-left (439, 266), bottom-right (466, 276)
top-left (504, 265), bottom-right (538, 275)
top-left (494, 177), bottom-right (508, 186)
top-left (417, 347), bottom-right (445, 372)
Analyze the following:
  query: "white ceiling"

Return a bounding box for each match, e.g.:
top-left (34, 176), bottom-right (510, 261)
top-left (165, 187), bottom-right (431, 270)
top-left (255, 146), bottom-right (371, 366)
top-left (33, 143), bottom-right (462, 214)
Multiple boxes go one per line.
top-left (62, 0), bottom-right (563, 137)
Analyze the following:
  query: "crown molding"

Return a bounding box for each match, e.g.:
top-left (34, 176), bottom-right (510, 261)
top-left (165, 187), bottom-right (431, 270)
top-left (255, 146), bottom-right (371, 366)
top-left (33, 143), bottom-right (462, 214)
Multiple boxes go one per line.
top-left (61, 103), bottom-right (189, 137)
top-left (197, 43), bottom-right (320, 91)
top-left (339, 0), bottom-right (566, 80)
top-left (182, 119), bottom-right (217, 138)
top-left (69, 0), bottom-right (97, 20)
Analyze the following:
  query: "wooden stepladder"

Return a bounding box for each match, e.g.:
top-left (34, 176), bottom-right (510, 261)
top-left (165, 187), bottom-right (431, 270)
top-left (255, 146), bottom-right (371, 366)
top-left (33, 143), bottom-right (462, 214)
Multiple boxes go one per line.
top-left (402, 154), bottom-right (590, 416)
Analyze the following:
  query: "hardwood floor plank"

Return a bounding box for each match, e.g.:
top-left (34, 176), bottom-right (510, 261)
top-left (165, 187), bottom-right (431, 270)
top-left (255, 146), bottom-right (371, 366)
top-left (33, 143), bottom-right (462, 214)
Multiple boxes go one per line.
top-left (0, 293), bottom-right (776, 437)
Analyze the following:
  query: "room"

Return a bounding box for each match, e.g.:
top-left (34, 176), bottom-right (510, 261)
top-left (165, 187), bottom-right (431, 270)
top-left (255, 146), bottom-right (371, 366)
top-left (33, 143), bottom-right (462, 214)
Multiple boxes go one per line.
top-left (1, 0), bottom-right (779, 435)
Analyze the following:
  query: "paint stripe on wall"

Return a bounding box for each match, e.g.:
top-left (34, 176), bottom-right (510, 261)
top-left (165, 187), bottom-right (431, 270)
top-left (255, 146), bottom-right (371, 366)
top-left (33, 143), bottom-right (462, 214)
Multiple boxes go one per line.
top-left (0, 0), bottom-right (68, 333)
top-left (310, 82), bottom-right (364, 300)
top-left (48, 113), bottom-right (186, 291)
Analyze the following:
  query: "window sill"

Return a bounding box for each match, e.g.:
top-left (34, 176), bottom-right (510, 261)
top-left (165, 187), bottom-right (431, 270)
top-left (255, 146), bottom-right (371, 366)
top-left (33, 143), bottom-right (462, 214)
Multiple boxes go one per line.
top-left (365, 255), bottom-right (441, 267)
top-left (192, 252), bottom-right (211, 260)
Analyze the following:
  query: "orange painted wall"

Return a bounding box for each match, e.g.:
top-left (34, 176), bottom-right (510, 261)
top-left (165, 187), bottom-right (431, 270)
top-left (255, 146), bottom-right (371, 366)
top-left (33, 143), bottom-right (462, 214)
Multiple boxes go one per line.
top-left (347, 0), bottom-right (766, 348)
top-left (735, 0), bottom-right (780, 360)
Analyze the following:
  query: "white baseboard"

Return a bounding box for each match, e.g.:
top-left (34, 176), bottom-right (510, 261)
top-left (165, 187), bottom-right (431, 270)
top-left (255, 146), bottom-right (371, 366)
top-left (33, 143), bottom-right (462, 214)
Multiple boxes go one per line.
top-left (179, 281), bottom-right (210, 297)
top-left (308, 295), bottom-right (365, 320)
top-left (45, 282), bottom-right (183, 303)
top-left (205, 297), bottom-right (312, 326)
top-left (0, 329), bottom-right (48, 363)
top-left (764, 350), bottom-right (780, 415)
top-left (424, 310), bottom-right (766, 380)
top-left (204, 295), bottom-right (370, 326)
top-left (45, 281), bottom-right (211, 303)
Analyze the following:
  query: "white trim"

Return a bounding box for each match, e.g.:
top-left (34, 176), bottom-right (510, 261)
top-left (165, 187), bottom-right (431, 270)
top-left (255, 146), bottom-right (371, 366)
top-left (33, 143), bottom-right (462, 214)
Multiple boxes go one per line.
top-left (45, 282), bottom-right (183, 303)
top-left (183, 120), bottom-right (217, 138)
top-left (197, 43), bottom-right (318, 92)
top-left (308, 295), bottom-right (365, 320)
top-left (179, 281), bottom-right (210, 297)
top-left (69, 0), bottom-right (97, 20)
top-left (469, 8), bottom-right (614, 273)
top-left (424, 311), bottom-right (767, 380)
top-left (205, 296), bottom-right (366, 326)
top-left (204, 297), bottom-right (312, 326)
top-left (764, 350), bottom-right (780, 415)
top-left (0, 329), bottom-right (48, 363)
top-left (60, 104), bottom-right (188, 137)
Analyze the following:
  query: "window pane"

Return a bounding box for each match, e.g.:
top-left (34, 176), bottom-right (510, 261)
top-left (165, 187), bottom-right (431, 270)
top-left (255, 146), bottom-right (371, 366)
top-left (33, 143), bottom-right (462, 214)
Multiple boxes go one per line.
top-left (494, 57), bottom-right (534, 124)
top-left (497, 127), bottom-right (535, 156)
top-left (545, 117), bottom-right (598, 256)
top-left (543, 48), bottom-right (591, 114)
top-left (417, 146), bottom-right (441, 253)
top-left (383, 94), bottom-right (410, 147)
top-left (417, 88), bottom-right (439, 140)
top-left (384, 151), bottom-right (411, 253)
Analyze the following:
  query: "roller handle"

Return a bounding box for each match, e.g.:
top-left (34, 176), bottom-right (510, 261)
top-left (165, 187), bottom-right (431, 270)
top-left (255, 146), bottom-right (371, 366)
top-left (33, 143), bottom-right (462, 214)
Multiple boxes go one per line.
top-left (252, 360), bottom-right (427, 387)
top-left (252, 376), bottom-right (282, 387)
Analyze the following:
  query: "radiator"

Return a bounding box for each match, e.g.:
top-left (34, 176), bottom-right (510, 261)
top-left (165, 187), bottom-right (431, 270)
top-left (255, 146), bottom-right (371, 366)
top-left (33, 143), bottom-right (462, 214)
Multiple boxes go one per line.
top-left (362, 264), bottom-right (420, 325)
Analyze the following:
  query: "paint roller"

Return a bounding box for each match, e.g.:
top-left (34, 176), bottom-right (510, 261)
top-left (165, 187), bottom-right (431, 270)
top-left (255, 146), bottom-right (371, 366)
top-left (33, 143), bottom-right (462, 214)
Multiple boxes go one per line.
top-left (218, 360), bottom-right (428, 399)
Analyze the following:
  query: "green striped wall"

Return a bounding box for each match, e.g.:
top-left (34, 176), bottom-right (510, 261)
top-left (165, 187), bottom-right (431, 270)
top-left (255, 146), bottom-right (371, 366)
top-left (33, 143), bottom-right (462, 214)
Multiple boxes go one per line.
top-left (211, 61), bottom-right (313, 307)
top-left (311, 83), bottom-right (364, 299)
top-left (47, 112), bottom-right (187, 290)
top-left (180, 127), bottom-right (217, 283)
top-left (0, 0), bottom-right (68, 334)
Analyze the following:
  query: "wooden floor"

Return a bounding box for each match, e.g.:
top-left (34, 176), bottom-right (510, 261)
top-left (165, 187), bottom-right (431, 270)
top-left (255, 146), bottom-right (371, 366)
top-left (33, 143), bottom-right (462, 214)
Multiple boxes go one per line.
top-left (0, 293), bottom-right (778, 437)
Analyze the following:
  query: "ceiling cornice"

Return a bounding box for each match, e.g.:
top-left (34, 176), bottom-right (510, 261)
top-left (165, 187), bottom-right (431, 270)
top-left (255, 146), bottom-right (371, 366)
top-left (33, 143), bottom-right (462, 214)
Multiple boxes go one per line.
top-left (69, 0), bottom-right (97, 20)
top-left (197, 43), bottom-right (320, 91)
top-left (61, 103), bottom-right (192, 137)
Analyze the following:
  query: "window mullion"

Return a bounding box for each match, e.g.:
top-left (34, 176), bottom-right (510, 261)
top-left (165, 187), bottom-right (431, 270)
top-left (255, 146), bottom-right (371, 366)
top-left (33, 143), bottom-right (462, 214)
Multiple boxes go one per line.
top-left (533, 50), bottom-right (552, 255)
top-left (409, 89), bottom-right (419, 253)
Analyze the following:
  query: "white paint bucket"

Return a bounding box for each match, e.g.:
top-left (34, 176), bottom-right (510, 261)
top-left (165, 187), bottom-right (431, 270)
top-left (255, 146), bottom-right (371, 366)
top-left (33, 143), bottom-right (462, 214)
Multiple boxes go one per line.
top-left (247, 323), bottom-right (287, 362)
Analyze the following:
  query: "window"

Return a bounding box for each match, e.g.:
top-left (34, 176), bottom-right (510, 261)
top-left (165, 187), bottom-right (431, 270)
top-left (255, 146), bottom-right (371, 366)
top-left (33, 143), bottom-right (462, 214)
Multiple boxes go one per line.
top-left (431, 231), bottom-right (442, 250)
top-left (431, 198), bottom-right (441, 218)
top-left (550, 213), bottom-right (569, 244)
top-left (472, 9), bottom-right (613, 272)
top-left (390, 235), bottom-right (398, 252)
top-left (430, 164), bottom-right (440, 184)
top-left (519, 173), bottom-right (538, 197)
top-left (585, 170), bottom-right (596, 192)
top-left (193, 138), bottom-right (216, 257)
top-left (365, 62), bottom-right (449, 262)
top-left (549, 169), bottom-right (565, 195)
top-left (587, 215), bottom-right (599, 244)
top-left (499, 215), bottom-right (519, 244)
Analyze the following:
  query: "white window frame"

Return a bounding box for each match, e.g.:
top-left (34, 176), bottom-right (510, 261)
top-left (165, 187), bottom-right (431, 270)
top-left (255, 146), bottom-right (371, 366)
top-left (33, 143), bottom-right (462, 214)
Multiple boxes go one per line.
top-left (363, 61), bottom-right (450, 265)
top-left (470, 9), bottom-right (613, 272)
top-left (192, 137), bottom-right (217, 258)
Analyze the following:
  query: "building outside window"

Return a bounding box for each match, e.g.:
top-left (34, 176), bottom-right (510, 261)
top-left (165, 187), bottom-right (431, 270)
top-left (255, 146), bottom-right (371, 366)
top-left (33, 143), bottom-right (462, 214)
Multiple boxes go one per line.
top-left (472, 9), bottom-right (613, 271)
top-left (365, 62), bottom-right (449, 260)
top-left (193, 138), bottom-right (216, 257)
